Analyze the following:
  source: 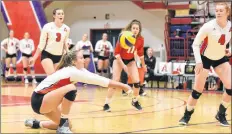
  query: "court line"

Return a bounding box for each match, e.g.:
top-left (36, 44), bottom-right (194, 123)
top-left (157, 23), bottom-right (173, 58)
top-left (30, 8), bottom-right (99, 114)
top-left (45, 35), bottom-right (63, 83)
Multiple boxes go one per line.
top-left (1, 97), bottom-right (161, 116)
top-left (120, 120), bottom-right (232, 133)
top-left (2, 96), bottom-right (186, 123)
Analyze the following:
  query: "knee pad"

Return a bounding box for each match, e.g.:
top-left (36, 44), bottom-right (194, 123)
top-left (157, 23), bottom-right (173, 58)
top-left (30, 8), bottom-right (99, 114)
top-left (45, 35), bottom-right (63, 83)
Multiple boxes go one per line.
top-left (12, 66), bottom-right (16, 71)
top-left (133, 82), bottom-right (140, 88)
top-left (64, 90), bottom-right (77, 101)
top-left (6, 67), bottom-right (9, 71)
top-left (128, 84), bottom-right (133, 88)
top-left (225, 89), bottom-right (232, 96)
top-left (97, 69), bottom-right (102, 73)
top-left (23, 68), bottom-right (28, 72)
top-left (191, 90), bottom-right (202, 99)
top-left (103, 69), bottom-right (107, 73)
top-left (30, 66), bottom-right (34, 71)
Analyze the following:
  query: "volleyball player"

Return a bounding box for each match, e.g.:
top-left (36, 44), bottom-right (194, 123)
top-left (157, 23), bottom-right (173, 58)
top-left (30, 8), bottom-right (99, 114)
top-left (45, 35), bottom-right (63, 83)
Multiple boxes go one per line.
top-left (25, 50), bottom-right (133, 133)
top-left (103, 19), bottom-right (147, 112)
top-left (29, 8), bottom-right (70, 75)
top-left (1, 30), bottom-right (19, 79)
top-left (19, 32), bottom-right (37, 84)
top-left (179, 2), bottom-right (231, 126)
top-left (95, 33), bottom-right (113, 77)
top-left (75, 33), bottom-right (93, 69)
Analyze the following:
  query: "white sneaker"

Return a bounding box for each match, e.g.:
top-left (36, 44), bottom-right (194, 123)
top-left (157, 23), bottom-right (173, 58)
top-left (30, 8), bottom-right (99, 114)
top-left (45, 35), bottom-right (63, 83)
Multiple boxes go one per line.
top-left (25, 79), bottom-right (29, 84)
top-left (32, 79), bottom-right (37, 84)
top-left (56, 120), bottom-right (72, 133)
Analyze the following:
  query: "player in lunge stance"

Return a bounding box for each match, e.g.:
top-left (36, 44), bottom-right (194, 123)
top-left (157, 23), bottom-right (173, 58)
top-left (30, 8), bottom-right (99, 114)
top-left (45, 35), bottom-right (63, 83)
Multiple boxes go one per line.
top-left (30, 8), bottom-right (70, 75)
top-left (103, 19), bottom-right (147, 112)
top-left (19, 32), bottom-right (37, 84)
top-left (179, 2), bottom-right (231, 126)
top-left (24, 50), bottom-right (133, 133)
top-left (1, 30), bottom-right (19, 79)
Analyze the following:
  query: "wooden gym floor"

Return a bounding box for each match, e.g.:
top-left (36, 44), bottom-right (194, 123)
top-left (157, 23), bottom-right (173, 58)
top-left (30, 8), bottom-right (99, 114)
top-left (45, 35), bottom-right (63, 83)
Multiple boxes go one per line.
top-left (1, 81), bottom-right (231, 133)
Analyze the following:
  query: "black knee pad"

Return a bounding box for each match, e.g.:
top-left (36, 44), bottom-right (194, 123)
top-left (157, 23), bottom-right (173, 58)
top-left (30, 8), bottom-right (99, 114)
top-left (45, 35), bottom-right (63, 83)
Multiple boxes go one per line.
top-left (103, 69), bottom-right (107, 73)
top-left (128, 84), bottom-right (133, 88)
top-left (30, 66), bottom-right (34, 71)
top-left (133, 82), bottom-right (140, 88)
top-left (191, 90), bottom-right (202, 99)
top-left (97, 69), bottom-right (102, 73)
top-left (64, 90), bottom-right (77, 101)
top-left (225, 89), bottom-right (232, 96)
top-left (6, 67), bottom-right (9, 71)
top-left (12, 66), bottom-right (16, 71)
top-left (23, 68), bottom-right (28, 72)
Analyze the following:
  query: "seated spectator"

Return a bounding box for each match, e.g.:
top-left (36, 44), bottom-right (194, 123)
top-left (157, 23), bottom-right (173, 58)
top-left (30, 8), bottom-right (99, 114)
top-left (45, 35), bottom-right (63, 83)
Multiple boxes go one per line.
top-left (144, 47), bottom-right (156, 83)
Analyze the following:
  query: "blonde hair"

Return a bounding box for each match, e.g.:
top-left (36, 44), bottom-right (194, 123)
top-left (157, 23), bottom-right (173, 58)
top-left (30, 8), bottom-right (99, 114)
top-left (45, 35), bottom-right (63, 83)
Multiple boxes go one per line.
top-left (215, 2), bottom-right (231, 17)
top-left (56, 50), bottom-right (79, 70)
top-left (122, 19), bottom-right (142, 38)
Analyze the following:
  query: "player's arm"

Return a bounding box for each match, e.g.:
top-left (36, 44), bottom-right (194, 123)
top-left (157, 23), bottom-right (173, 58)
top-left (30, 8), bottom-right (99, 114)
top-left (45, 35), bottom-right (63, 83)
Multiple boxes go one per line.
top-left (95, 41), bottom-right (102, 52)
top-left (137, 38), bottom-right (146, 68)
top-left (1, 39), bottom-right (7, 52)
top-left (31, 40), bottom-right (35, 53)
top-left (114, 41), bottom-right (126, 68)
top-left (64, 28), bottom-right (70, 53)
top-left (192, 24), bottom-right (209, 64)
top-left (108, 42), bottom-right (114, 52)
top-left (70, 68), bottom-right (110, 87)
top-left (89, 41), bottom-right (94, 52)
top-left (33, 24), bottom-right (49, 61)
top-left (226, 42), bottom-right (231, 57)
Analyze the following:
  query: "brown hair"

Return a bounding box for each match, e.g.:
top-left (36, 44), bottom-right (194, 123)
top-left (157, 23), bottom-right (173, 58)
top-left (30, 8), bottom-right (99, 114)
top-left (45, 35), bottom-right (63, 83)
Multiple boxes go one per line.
top-left (215, 2), bottom-right (231, 17)
top-left (122, 19), bottom-right (142, 38)
top-left (56, 50), bottom-right (79, 70)
top-left (53, 8), bottom-right (63, 15)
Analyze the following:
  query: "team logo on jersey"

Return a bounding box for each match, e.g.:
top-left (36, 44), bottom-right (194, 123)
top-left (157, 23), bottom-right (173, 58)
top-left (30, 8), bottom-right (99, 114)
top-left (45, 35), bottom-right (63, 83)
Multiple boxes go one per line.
top-left (64, 28), bottom-right (67, 32)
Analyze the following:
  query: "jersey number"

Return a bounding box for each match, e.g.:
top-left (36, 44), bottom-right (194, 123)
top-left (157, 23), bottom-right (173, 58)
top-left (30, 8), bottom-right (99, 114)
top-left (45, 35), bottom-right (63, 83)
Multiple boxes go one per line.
top-left (56, 33), bottom-right (61, 42)
top-left (218, 34), bottom-right (225, 45)
top-left (127, 46), bottom-right (135, 53)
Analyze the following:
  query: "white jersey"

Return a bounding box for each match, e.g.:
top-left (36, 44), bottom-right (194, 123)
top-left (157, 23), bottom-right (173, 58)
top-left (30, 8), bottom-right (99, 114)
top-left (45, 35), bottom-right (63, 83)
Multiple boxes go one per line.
top-left (192, 19), bottom-right (231, 63)
top-left (19, 39), bottom-right (35, 55)
top-left (95, 40), bottom-right (113, 57)
top-left (75, 40), bottom-right (93, 55)
top-left (34, 66), bottom-right (110, 94)
top-left (1, 37), bottom-right (19, 55)
top-left (38, 22), bottom-right (70, 56)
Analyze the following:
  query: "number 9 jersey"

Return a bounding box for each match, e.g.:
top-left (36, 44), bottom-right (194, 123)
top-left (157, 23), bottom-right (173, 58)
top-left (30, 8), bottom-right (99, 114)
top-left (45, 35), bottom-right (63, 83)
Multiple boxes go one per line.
top-left (38, 22), bottom-right (70, 56)
top-left (114, 36), bottom-right (144, 60)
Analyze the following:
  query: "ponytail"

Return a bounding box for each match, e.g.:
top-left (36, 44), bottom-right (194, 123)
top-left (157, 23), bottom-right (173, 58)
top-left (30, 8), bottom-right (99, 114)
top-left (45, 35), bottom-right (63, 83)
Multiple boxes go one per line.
top-left (56, 50), bottom-right (78, 70)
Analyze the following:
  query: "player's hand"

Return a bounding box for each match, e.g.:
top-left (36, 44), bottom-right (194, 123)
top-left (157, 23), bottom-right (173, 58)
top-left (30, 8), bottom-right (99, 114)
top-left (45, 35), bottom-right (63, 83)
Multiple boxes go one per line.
top-left (225, 49), bottom-right (231, 57)
top-left (194, 63), bottom-right (203, 75)
top-left (123, 64), bottom-right (129, 75)
top-left (142, 65), bottom-right (147, 73)
top-left (29, 58), bottom-right (35, 66)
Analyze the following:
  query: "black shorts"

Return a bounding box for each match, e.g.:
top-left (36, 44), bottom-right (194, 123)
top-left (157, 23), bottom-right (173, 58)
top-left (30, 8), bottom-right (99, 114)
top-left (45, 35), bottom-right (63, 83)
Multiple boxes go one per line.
top-left (122, 58), bottom-right (135, 65)
top-left (6, 53), bottom-right (16, 58)
top-left (98, 56), bottom-right (109, 60)
top-left (83, 55), bottom-right (90, 59)
top-left (22, 53), bottom-right (32, 58)
top-left (31, 91), bottom-right (45, 114)
top-left (41, 51), bottom-right (62, 64)
top-left (201, 55), bottom-right (229, 70)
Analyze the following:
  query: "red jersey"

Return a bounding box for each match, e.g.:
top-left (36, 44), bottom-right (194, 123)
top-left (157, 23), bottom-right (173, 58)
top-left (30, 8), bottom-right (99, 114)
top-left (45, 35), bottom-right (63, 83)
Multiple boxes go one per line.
top-left (114, 36), bottom-right (144, 60)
